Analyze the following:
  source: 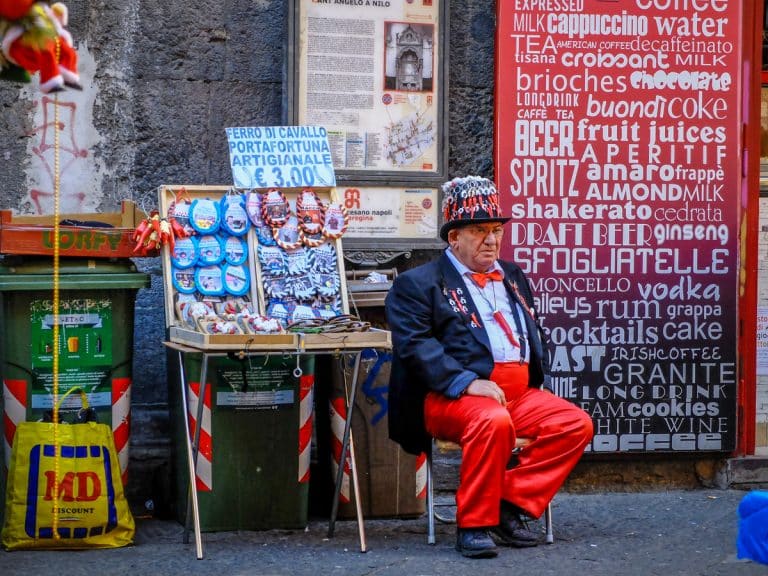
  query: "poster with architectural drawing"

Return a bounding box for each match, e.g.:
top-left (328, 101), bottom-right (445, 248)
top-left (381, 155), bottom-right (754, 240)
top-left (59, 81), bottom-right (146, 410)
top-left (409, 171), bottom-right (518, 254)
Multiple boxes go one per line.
top-left (297, 0), bottom-right (440, 174)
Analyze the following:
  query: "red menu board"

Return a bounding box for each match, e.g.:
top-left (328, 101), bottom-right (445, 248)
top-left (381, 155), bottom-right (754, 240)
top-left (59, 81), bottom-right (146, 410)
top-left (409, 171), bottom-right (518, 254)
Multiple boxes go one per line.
top-left (495, 0), bottom-right (742, 453)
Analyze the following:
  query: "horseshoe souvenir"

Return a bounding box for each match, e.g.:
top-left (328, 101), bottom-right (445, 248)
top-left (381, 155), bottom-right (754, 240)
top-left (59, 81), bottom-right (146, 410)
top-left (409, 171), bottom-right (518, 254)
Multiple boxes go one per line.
top-left (195, 265), bottom-right (225, 297)
top-left (313, 272), bottom-right (340, 299)
top-left (262, 188), bottom-right (291, 228)
top-left (220, 193), bottom-right (250, 236)
top-left (322, 202), bottom-right (348, 239)
top-left (222, 263), bottom-right (250, 296)
top-left (197, 235), bottom-right (224, 266)
top-left (171, 236), bottom-right (198, 269)
top-left (171, 266), bottom-right (197, 294)
top-left (266, 299), bottom-right (294, 326)
top-left (289, 273), bottom-right (316, 301)
top-left (234, 313), bottom-right (254, 334)
top-left (302, 230), bottom-right (325, 248)
top-left (263, 276), bottom-right (290, 299)
top-left (255, 223), bottom-right (277, 246)
top-left (189, 198), bottom-right (222, 235)
top-left (216, 296), bottom-right (250, 316)
top-left (245, 190), bottom-right (264, 226)
top-left (198, 318), bottom-right (242, 335)
top-left (296, 189), bottom-right (325, 235)
top-left (223, 235), bottom-right (248, 266)
top-left (184, 300), bottom-right (216, 328)
top-left (273, 215), bottom-right (303, 250)
top-left (285, 246), bottom-right (311, 276)
top-left (167, 188), bottom-right (194, 236)
top-left (174, 292), bottom-right (199, 324)
top-left (312, 242), bottom-right (338, 274)
top-left (258, 244), bottom-right (287, 277)
top-left (237, 313), bottom-right (283, 335)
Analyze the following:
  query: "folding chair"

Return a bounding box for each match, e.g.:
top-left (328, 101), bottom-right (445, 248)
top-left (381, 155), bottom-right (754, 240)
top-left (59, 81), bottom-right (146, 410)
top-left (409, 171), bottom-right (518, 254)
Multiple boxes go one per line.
top-left (426, 438), bottom-right (554, 545)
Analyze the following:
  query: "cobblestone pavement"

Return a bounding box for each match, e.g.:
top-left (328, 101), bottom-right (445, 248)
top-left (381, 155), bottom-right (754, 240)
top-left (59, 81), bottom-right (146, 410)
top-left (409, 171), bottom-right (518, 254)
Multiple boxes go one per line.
top-left (1, 490), bottom-right (766, 576)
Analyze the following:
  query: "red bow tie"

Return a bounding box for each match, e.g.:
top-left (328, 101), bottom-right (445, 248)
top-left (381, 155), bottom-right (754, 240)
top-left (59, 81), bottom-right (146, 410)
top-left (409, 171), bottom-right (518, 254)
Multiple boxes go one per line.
top-left (470, 270), bottom-right (503, 288)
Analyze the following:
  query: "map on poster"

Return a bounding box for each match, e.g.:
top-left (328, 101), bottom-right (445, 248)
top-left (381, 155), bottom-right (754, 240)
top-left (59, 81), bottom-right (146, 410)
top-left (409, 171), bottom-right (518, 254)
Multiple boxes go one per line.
top-left (226, 126), bottom-right (336, 189)
top-left (297, 0), bottom-right (441, 174)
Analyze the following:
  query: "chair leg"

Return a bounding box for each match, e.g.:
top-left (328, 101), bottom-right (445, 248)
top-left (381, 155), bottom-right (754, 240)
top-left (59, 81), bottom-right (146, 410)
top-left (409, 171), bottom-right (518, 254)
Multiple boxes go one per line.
top-left (544, 501), bottom-right (554, 544)
top-left (426, 451), bottom-right (436, 545)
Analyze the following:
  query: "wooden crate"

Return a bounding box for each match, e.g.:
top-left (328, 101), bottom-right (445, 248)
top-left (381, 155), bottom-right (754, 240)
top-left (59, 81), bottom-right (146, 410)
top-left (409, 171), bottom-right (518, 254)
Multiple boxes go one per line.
top-left (0, 200), bottom-right (154, 258)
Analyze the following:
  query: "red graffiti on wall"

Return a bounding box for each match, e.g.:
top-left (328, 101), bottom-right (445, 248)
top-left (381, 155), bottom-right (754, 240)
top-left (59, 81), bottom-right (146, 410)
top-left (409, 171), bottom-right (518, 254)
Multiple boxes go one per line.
top-left (27, 95), bottom-right (88, 214)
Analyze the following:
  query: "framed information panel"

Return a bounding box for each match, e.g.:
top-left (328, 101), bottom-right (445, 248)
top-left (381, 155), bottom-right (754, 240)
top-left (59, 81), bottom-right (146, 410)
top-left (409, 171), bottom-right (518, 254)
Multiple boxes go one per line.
top-left (289, 0), bottom-right (448, 181)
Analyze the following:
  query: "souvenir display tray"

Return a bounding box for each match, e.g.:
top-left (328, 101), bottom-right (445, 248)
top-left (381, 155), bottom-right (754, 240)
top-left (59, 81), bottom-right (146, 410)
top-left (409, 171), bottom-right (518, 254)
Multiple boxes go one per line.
top-left (168, 326), bottom-right (391, 351)
top-left (158, 184), bottom-right (390, 351)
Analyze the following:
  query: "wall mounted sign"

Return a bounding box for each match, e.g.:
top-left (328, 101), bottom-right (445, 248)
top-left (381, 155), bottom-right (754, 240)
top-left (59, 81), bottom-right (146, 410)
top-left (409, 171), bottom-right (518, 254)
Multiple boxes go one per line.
top-left (293, 0), bottom-right (443, 177)
top-left (495, 0), bottom-right (742, 453)
top-left (225, 126), bottom-right (336, 189)
top-left (341, 185), bottom-right (438, 239)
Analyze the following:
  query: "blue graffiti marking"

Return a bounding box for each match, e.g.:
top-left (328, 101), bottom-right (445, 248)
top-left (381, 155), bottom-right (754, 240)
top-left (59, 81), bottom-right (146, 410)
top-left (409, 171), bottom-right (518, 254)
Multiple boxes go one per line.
top-left (353, 348), bottom-right (392, 426)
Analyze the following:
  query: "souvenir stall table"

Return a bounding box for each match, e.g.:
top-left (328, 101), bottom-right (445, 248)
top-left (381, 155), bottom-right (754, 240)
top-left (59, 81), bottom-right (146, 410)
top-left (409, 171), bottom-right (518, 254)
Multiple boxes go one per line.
top-left (156, 185), bottom-right (391, 559)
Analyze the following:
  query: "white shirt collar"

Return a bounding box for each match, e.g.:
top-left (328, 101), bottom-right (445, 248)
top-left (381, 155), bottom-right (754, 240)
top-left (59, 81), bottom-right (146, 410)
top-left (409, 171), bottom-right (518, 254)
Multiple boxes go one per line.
top-left (445, 247), bottom-right (504, 278)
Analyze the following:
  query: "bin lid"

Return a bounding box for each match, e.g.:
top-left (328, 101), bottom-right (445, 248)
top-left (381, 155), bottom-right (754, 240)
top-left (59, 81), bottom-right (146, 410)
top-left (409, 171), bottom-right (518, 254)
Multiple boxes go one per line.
top-left (0, 256), bottom-right (151, 291)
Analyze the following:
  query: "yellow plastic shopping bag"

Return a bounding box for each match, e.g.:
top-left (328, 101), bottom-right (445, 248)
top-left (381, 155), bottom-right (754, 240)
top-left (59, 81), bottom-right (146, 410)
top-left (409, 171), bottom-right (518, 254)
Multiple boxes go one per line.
top-left (1, 388), bottom-right (135, 549)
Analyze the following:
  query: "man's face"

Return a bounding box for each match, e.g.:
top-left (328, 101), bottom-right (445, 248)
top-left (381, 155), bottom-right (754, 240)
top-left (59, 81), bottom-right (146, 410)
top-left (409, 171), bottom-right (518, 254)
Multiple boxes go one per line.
top-left (448, 222), bottom-right (504, 272)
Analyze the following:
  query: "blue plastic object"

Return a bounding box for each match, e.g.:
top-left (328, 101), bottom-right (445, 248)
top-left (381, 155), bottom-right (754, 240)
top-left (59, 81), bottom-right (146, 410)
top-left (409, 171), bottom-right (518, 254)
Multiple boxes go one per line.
top-left (737, 490), bottom-right (768, 565)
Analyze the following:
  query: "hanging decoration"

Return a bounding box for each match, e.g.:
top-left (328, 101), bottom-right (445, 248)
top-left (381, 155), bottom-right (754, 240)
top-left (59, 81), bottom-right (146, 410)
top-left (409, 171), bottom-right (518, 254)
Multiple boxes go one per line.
top-left (0, 2), bottom-right (82, 92)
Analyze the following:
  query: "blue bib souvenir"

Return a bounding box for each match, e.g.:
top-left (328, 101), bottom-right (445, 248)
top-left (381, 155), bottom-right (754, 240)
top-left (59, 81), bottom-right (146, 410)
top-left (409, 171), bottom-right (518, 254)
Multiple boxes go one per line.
top-left (195, 265), bottom-right (226, 297)
top-left (220, 194), bottom-right (250, 236)
top-left (197, 235), bottom-right (224, 266)
top-left (223, 235), bottom-right (248, 266)
top-left (171, 266), bottom-right (197, 294)
top-left (189, 198), bottom-right (221, 234)
top-left (171, 236), bottom-right (198, 269)
top-left (222, 263), bottom-right (250, 296)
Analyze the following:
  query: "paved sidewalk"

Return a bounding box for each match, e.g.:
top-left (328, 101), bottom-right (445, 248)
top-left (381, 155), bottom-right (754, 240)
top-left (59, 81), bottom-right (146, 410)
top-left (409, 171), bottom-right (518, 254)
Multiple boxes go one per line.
top-left (1, 490), bottom-right (766, 576)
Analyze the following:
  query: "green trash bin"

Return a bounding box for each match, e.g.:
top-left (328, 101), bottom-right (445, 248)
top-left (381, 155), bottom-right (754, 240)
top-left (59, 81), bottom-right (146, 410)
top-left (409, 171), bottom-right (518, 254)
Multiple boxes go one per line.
top-left (168, 351), bottom-right (312, 532)
top-left (0, 256), bottom-right (150, 525)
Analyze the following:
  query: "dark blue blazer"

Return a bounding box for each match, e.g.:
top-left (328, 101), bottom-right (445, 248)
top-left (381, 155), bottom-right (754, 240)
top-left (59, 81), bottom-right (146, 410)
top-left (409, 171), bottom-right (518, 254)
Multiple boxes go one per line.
top-left (385, 252), bottom-right (552, 455)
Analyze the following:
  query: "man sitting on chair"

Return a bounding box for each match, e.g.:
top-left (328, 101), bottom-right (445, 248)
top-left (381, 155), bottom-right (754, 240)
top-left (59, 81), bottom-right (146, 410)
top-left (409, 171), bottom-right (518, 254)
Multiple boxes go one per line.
top-left (385, 175), bottom-right (594, 559)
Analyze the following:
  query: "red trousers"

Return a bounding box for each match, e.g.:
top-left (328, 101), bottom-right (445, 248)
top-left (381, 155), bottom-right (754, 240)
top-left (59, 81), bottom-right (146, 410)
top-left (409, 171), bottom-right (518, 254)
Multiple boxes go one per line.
top-left (424, 362), bottom-right (593, 528)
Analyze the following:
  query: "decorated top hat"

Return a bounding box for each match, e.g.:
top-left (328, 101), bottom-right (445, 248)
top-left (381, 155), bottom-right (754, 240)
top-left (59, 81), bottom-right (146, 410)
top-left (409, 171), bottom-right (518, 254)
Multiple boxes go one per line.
top-left (439, 175), bottom-right (510, 241)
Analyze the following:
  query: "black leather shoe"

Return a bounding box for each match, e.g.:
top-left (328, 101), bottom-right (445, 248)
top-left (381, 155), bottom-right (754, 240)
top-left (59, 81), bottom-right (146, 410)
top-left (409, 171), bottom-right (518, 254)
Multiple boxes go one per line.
top-left (456, 528), bottom-right (498, 558)
top-left (490, 501), bottom-right (541, 548)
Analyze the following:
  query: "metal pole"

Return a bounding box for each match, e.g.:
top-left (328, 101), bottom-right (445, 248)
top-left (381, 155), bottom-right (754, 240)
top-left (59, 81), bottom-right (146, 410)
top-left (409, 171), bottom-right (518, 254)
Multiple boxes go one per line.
top-left (328, 351), bottom-right (365, 550)
top-left (178, 350), bottom-right (204, 559)
top-left (347, 417), bottom-right (367, 552)
top-left (545, 502), bottom-right (554, 544)
top-left (427, 451), bottom-right (435, 545)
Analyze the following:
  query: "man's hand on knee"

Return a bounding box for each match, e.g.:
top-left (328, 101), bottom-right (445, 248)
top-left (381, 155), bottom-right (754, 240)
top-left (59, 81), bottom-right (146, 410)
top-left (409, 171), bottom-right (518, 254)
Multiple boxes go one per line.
top-left (464, 379), bottom-right (506, 405)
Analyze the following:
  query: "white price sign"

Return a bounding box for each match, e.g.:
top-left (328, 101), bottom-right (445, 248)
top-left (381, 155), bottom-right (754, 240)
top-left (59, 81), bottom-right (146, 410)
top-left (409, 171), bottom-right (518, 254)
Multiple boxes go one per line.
top-left (226, 126), bottom-right (336, 189)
